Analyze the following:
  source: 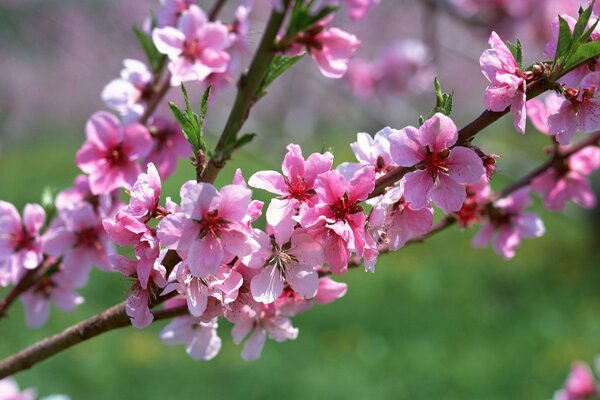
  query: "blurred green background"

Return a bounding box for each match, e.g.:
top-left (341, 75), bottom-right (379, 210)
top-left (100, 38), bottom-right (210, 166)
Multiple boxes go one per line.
top-left (1, 122), bottom-right (600, 400)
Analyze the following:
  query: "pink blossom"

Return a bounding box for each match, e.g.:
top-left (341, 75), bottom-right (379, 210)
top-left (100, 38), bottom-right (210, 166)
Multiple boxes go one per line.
top-left (532, 146), bottom-right (600, 211)
top-left (455, 175), bottom-right (493, 228)
top-left (377, 39), bottom-right (435, 94)
top-left (548, 72), bottom-right (600, 145)
top-left (0, 378), bottom-right (36, 400)
top-left (389, 113), bottom-right (486, 213)
top-left (161, 315), bottom-right (222, 360)
top-left (42, 203), bottom-right (114, 287)
top-left (152, 5), bottom-right (232, 85)
top-left (0, 202), bottom-right (45, 285)
top-left (346, 59), bottom-right (376, 98)
top-left (300, 165), bottom-right (374, 274)
top-left (101, 59), bottom-right (153, 122)
top-left (344, 0), bottom-right (379, 21)
top-left (143, 116), bottom-right (191, 179)
top-left (163, 262), bottom-right (243, 317)
top-left (21, 271), bottom-right (84, 328)
top-left (227, 295), bottom-right (298, 361)
top-left (158, 181), bottom-right (259, 278)
top-left (369, 183), bottom-right (434, 251)
top-left (480, 31), bottom-right (528, 133)
top-left (554, 362), bottom-right (598, 400)
top-left (249, 231), bottom-right (322, 304)
top-left (127, 163), bottom-right (162, 221)
top-left (249, 144), bottom-right (333, 241)
top-left (156, 0), bottom-right (194, 27)
top-left (293, 25), bottom-right (360, 79)
top-left (526, 93), bottom-right (563, 135)
top-left (313, 276), bottom-right (348, 304)
top-left (350, 128), bottom-right (396, 176)
top-left (75, 112), bottom-right (153, 195)
top-left (55, 175), bottom-right (121, 218)
top-left (472, 187), bottom-right (545, 259)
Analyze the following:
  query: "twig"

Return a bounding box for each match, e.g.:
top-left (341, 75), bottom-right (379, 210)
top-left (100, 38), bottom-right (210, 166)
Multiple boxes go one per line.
top-left (209, 0), bottom-right (227, 21)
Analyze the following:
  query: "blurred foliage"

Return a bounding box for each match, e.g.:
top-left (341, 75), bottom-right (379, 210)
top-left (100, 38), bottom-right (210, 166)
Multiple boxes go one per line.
top-left (0, 126), bottom-right (599, 399)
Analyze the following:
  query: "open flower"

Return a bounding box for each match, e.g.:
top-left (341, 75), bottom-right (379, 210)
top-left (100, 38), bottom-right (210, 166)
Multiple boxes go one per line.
top-left (249, 144), bottom-right (333, 241)
top-left (75, 112), bottom-right (152, 195)
top-left (101, 59), bottom-right (153, 122)
top-left (158, 181), bottom-right (259, 278)
top-left (152, 4), bottom-right (232, 85)
top-left (532, 146), bottom-right (600, 211)
top-left (249, 231), bottom-right (322, 304)
top-left (389, 113), bottom-right (485, 213)
top-left (0, 202), bottom-right (45, 285)
top-left (300, 165), bottom-right (375, 274)
top-left (472, 188), bottom-right (545, 259)
top-left (480, 31), bottom-right (528, 133)
top-left (143, 117), bottom-right (191, 180)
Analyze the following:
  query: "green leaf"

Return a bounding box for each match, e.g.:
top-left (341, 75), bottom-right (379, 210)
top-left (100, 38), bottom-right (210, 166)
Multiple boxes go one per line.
top-left (287, 4), bottom-right (338, 37)
top-left (223, 133), bottom-right (256, 155)
top-left (572, 5), bottom-right (593, 42)
top-left (506, 39), bottom-right (523, 68)
top-left (258, 55), bottom-right (304, 96)
top-left (429, 77), bottom-right (453, 118)
top-left (133, 25), bottom-right (165, 74)
top-left (168, 101), bottom-right (199, 151)
top-left (555, 16), bottom-right (573, 63)
top-left (563, 40), bottom-right (600, 71)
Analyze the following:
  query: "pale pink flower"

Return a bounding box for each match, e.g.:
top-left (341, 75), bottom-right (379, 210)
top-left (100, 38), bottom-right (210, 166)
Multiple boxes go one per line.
top-left (161, 315), bottom-right (222, 360)
top-left (300, 165), bottom-right (375, 274)
top-left (143, 116), bottom-right (191, 179)
top-left (377, 39), bottom-right (435, 95)
top-left (127, 163), bottom-right (162, 221)
top-left (249, 144), bottom-right (333, 241)
top-left (389, 113), bottom-right (486, 213)
top-left (156, 0), bottom-right (194, 27)
top-left (554, 362), bottom-right (598, 400)
top-left (472, 187), bottom-right (545, 259)
top-left (0, 202), bottom-right (45, 284)
top-left (249, 231), bottom-right (322, 304)
top-left (75, 112), bottom-right (153, 195)
top-left (152, 5), bottom-right (232, 85)
top-left (548, 72), bottom-right (600, 145)
top-left (350, 128), bottom-right (397, 176)
top-left (42, 203), bottom-right (114, 287)
top-left (344, 0), bottom-right (379, 21)
top-left (346, 59), bottom-right (377, 98)
top-left (369, 183), bottom-right (434, 251)
top-left (293, 25), bottom-right (360, 79)
top-left (101, 59), bottom-right (153, 122)
top-left (454, 175), bottom-right (493, 228)
top-left (21, 271), bottom-right (84, 328)
top-left (532, 146), bottom-right (600, 211)
top-left (163, 262), bottom-right (243, 317)
top-left (526, 93), bottom-right (563, 135)
top-left (0, 378), bottom-right (36, 400)
top-left (158, 181), bottom-right (259, 278)
top-left (480, 31), bottom-right (528, 133)
top-left (313, 276), bottom-right (348, 304)
top-left (227, 295), bottom-right (298, 361)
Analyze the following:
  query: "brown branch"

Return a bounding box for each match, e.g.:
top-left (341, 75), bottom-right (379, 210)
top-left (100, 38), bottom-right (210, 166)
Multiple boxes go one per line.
top-left (209, 0), bottom-right (227, 21)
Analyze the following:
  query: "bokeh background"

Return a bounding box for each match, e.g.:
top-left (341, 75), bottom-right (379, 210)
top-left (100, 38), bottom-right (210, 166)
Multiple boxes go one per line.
top-left (1, 0), bottom-right (600, 399)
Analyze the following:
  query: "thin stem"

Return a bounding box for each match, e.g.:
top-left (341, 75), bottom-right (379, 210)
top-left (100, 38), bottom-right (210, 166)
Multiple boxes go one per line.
top-left (209, 0), bottom-right (227, 21)
top-left (139, 74), bottom-right (172, 125)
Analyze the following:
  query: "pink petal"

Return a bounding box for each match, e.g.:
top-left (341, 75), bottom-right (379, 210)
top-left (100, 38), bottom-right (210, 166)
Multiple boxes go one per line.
top-left (389, 126), bottom-right (424, 167)
top-left (401, 170), bottom-right (434, 210)
top-left (248, 171), bottom-right (287, 195)
top-left (420, 113), bottom-right (458, 152)
top-left (446, 147), bottom-right (485, 185)
top-left (430, 174), bottom-right (467, 214)
top-left (251, 265), bottom-right (284, 304)
top-left (187, 235), bottom-right (223, 278)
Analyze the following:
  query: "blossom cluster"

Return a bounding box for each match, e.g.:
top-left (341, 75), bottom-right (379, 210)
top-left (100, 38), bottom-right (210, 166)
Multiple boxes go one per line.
top-left (2, 0), bottom-right (600, 369)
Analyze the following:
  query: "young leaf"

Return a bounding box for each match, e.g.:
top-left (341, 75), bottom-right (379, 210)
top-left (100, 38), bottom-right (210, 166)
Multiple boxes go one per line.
top-left (572, 4), bottom-right (593, 42)
top-left (563, 40), bottom-right (600, 71)
top-left (133, 25), bottom-right (165, 74)
top-left (168, 101), bottom-right (199, 151)
top-left (258, 55), bottom-right (304, 96)
top-left (554, 16), bottom-right (573, 63)
top-left (429, 77), bottom-right (454, 117)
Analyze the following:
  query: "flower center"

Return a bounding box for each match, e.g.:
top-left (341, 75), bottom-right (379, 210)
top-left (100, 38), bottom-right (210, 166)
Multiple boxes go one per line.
top-left (183, 40), bottom-right (202, 60)
top-left (197, 210), bottom-right (229, 238)
top-left (423, 147), bottom-right (450, 182)
top-left (76, 228), bottom-right (101, 250)
top-left (107, 145), bottom-right (127, 166)
top-left (329, 193), bottom-right (363, 220)
top-left (284, 176), bottom-right (314, 202)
